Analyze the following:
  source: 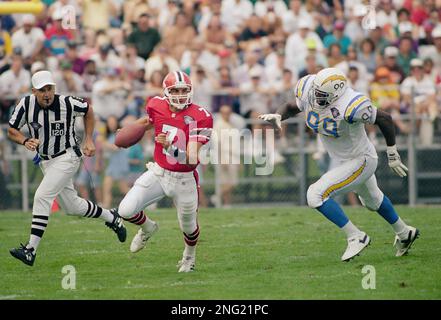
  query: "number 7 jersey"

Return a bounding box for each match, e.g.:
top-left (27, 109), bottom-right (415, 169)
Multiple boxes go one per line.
top-left (146, 96), bottom-right (213, 172)
top-left (295, 75), bottom-right (378, 161)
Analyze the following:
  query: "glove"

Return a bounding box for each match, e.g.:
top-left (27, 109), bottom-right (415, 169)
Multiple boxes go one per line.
top-left (258, 113), bottom-right (282, 130)
top-left (387, 145), bottom-right (408, 178)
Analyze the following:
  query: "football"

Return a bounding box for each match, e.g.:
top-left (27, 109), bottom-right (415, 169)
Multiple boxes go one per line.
top-left (115, 122), bottom-right (146, 148)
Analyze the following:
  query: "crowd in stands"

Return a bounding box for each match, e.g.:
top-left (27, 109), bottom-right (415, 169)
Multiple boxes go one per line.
top-left (1, 0), bottom-right (441, 206)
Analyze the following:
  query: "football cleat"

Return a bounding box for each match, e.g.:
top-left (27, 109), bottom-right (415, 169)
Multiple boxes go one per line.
top-left (10, 243), bottom-right (36, 266)
top-left (394, 226), bottom-right (419, 257)
top-left (106, 208), bottom-right (127, 243)
top-left (341, 232), bottom-right (371, 262)
top-left (130, 222), bottom-right (159, 253)
top-left (177, 255), bottom-right (195, 273)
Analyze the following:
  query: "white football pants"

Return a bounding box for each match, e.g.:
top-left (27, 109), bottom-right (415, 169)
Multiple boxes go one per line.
top-left (34, 148), bottom-right (97, 217)
top-left (118, 162), bottom-right (199, 235)
top-left (307, 155), bottom-right (384, 210)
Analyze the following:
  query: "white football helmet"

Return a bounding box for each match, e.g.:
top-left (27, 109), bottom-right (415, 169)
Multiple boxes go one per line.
top-left (309, 68), bottom-right (347, 111)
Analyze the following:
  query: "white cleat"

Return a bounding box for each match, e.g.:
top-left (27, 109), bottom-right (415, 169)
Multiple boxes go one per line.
top-left (177, 256), bottom-right (195, 273)
top-left (130, 222), bottom-right (159, 253)
top-left (394, 226), bottom-right (419, 257)
top-left (341, 232), bottom-right (371, 262)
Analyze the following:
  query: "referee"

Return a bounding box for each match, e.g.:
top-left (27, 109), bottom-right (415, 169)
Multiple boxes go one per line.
top-left (7, 70), bottom-right (127, 266)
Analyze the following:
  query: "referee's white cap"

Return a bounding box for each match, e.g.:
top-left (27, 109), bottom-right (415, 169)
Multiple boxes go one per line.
top-left (32, 71), bottom-right (56, 89)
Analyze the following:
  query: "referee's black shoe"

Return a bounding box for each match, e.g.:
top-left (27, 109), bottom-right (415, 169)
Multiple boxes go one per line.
top-left (10, 243), bottom-right (36, 266)
top-left (106, 209), bottom-right (127, 243)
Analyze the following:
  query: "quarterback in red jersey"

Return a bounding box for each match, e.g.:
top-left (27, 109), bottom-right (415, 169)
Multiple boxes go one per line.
top-left (117, 71), bottom-right (213, 272)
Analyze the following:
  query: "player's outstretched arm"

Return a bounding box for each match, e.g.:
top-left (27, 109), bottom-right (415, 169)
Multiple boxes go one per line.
top-left (375, 109), bottom-right (408, 178)
top-left (259, 102), bottom-right (301, 131)
top-left (135, 116), bottom-right (154, 131)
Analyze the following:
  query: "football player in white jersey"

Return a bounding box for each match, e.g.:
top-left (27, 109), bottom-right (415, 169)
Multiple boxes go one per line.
top-left (259, 68), bottom-right (419, 261)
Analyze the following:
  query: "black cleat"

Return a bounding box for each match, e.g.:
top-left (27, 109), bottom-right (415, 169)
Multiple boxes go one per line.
top-left (106, 208), bottom-right (127, 242)
top-left (10, 243), bottom-right (36, 266)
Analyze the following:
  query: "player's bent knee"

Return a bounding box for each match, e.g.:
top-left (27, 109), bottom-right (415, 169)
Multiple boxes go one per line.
top-left (179, 211), bottom-right (197, 235)
top-left (307, 184), bottom-right (323, 208)
top-left (118, 199), bottom-right (137, 219)
top-left (359, 191), bottom-right (384, 211)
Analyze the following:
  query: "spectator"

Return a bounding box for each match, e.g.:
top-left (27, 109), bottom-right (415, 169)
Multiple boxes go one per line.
top-left (146, 70), bottom-right (165, 98)
top-left (376, 0), bottom-right (398, 29)
top-left (254, 0), bottom-right (287, 19)
top-left (347, 65), bottom-right (369, 95)
top-left (357, 38), bottom-right (377, 75)
top-left (144, 46), bottom-right (179, 82)
top-left (315, 10), bottom-right (334, 40)
top-left (92, 68), bottom-right (131, 120)
top-left (397, 36), bottom-right (417, 76)
top-left (382, 46), bottom-right (406, 83)
top-left (201, 14), bottom-right (235, 56)
top-left (44, 10), bottom-right (74, 57)
top-left (400, 58), bottom-right (438, 146)
top-left (54, 60), bottom-right (85, 94)
top-left (0, 55), bottom-right (30, 123)
top-left (121, 43), bottom-right (146, 80)
top-left (419, 26), bottom-right (441, 77)
top-left (161, 11), bottom-right (196, 61)
top-left (370, 66), bottom-right (408, 133)
top-left (90, 43), bottom-right (122, 77)
top-left (126, 13), bottom-right (161, 60)
top-left (81, 0), bottom-right (117, 32)
top-left (221, 0), bottom-right (254, 36)
top-left (11, 14), bottom-right (44, 62)
top-left (238, 14), bottom-right (269, 52)
top-left (212, 104), bottom-right (242, 207)
top-left (239, 66), bottom-right (271, 116)
top-left (100, 115), bottom-right (130, 208)
top-left (327, 43), bottom-right (345, 67)
top-left (323, 20), bottom-right (352, 55)
top-left (284, 18), bottom-right (324, 74)
top-left (211, 66), bottom-right (239, 114)
top-left (82, 59), bottom-right (98, 92)
top-left (65, 41), bottom-right (86, 75)
top-left (334, 45), bottom-right (369, 80)
top-left (75, 127), bottom-right (104, 205)
top-left (190, 65), bottom-right (217, 113)
top-left (282, 0), bottom-right (313, 34)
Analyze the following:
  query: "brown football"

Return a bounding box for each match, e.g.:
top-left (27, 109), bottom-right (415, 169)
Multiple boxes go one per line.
top-left (115, 122), bottom-right (146, 148)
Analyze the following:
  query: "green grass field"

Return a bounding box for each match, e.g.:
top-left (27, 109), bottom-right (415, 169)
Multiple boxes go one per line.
top-left (0, 206), bottom-right (440, 300)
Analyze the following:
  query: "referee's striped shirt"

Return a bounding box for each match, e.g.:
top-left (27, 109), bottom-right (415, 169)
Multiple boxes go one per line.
top-left (9, 94), bottom-right (89, 157)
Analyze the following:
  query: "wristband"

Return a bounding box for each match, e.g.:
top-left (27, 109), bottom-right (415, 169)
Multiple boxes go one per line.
top-left (22, 138), bottom-right (30, 145)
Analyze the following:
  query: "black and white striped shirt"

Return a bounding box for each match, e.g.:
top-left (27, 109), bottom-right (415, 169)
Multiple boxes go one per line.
top-left (9, 94), bottom-right (89, 157)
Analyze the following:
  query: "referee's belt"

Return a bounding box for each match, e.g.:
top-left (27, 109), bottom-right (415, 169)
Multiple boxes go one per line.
top-left (40, 146), bottom-right (82, 160)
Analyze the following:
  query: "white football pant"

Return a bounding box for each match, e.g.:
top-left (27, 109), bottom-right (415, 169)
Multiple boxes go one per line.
top-left (34, 149), bottom-right (99, 217)
top-left (118, 162), bottom-right (199, 236)
top-left (307, 155), bottom-right (384, 210)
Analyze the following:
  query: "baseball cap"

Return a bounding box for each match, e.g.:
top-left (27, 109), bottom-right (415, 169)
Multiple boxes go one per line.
top-left (306, 38), bottom-right (317, 49)
top-left (298, 18), bottom-right (310, 29)
top-left (410, 58), bottom-right (423, 68)
top-left (32, 71), bottom-right (56, 89)
top-left (31, 61), bottom-right (45, 74)
top-left (52, 9), bottom-right (64, 21)
top-left (334, 20), bottom-right (345, 30)
top-left (22, 14), bottom-right (36, 25)
top-left (398, 21), bottom-right (413, 34)
top-left (384, 46), bottom-right (399, 57)
top-left (432, 25), bottom-right (441, 38)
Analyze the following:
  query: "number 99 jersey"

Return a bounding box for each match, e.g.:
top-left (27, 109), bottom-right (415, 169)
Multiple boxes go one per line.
top-left (295, 75), bottom-right (378, 161)
top-left (146, 96), bottom-right (213, 172)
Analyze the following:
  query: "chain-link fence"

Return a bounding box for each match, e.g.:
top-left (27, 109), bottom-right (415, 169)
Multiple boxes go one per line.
top-left (1, 111), bottom-right (441, 211)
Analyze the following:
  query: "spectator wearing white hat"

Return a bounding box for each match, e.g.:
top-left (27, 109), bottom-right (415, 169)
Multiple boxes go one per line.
top-left (383, 46), bottom-right (406, 83)
top-left (419, 26), bottom-right (441, 76)
top-left (11, 14), bottom-right (45, 61)
top-left (44, 10), bottom-right (74, 57)
top-left (344, 3), bottom-right (368, 46)
top-left (400, 58), bottom-right (438, 146)
top-left (284, 17), bottom-right (324, 75)
top-left (281, 0), bottom-right (313, 34)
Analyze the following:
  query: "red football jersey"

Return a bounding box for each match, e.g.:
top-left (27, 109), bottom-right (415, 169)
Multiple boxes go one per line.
top-left (146, 96), bottom-right (213, 172)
